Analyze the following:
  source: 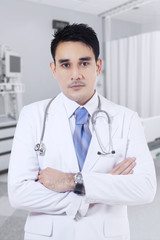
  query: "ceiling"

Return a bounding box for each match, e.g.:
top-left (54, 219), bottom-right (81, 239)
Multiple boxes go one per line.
top-left (24, 0), bottom-right (160, 24)
top-left (115, 0), bottom-right (160, 24)
top-left (24, 0), bottom-right (129, 15)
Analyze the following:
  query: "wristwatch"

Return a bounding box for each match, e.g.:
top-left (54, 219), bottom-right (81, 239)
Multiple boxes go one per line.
top-left (74, 172), bottom-right (84, 195)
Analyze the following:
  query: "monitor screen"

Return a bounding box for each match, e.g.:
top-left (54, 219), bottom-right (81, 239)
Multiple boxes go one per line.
top-left (10, 55), bottom-right (21, 73)
top-left (5, 51), bottom-right (21, 78)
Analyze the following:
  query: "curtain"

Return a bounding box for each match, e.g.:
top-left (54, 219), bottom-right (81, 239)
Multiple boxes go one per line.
top-left (106, 31), bottom-right (160, 118)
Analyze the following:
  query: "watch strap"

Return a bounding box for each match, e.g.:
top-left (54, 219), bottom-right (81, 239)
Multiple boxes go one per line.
top-left (74, 183), bottom-right (84, 195)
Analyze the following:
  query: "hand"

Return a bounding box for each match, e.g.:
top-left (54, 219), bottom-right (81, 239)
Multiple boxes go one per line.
top-left (38, 168), bottom-right (75, 192)
top-left (108, 157), bottom-right (136, 175)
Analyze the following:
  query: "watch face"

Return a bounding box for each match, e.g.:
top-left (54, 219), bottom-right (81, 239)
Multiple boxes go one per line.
top-left (75, 172), bottom-right (83, 184)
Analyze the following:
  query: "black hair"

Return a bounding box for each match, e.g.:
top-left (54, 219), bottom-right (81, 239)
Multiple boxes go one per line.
top-left (51, 23), bottom-right (100, 62)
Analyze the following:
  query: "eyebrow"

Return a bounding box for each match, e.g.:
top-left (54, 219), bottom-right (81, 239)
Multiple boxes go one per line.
top-left (79, 57), bottom-right (92, 61)
top-left (58, 56), bottom-right (92, 64)
top-left (58, 59), bottom-right (70, 64)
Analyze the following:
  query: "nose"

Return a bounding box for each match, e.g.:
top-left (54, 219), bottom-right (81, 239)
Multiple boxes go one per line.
top-left (70, 66), bottom-right (82, 81)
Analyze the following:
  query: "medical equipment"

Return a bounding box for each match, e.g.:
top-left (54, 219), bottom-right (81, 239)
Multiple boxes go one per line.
top-left (0, 45), bottom-right (24, 171)
top-left (141, 116), bottom-right (160, 160)
top-left (5, 50), bottom-right (21, 79)
top-left (34, 96), bottom-right (116, 156)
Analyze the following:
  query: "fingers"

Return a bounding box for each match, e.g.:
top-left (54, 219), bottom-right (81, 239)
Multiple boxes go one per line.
top-left (115, 158), bottom-right (134, 174)
top-left (37, 170), bottom-right (44, 182)
top-left (38, 168), bottom-right (49, 180)
top-left (109, 157), bottom-right (136, 175)
top-left (37, 173), bottom-right (41, 182)
top-left (121, 159), bottom-right (136, 175)
top-left (128, 169), bottom-right (134, 174)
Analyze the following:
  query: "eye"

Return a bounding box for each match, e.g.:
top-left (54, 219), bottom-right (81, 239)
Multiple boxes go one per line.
top-left (80, 62), bottom-right (89, 67)
top-left (62, 63), bottom-right (70, 68)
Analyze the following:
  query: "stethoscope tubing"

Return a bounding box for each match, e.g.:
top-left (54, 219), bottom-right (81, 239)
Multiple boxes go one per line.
top-left (35, 95), bottom-right (115, 156)
top-left (91, 103), bottom-right (114, 155)
top-left (40, 98), bottom-right (55, 143)
top-left (34, 98), bottom-right (55, 155)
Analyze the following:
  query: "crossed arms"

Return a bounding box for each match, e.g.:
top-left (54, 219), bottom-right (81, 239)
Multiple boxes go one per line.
top-left (38, 158), bottom-right (136, 193)
top-left (8, 106), bottom-right (156, 215)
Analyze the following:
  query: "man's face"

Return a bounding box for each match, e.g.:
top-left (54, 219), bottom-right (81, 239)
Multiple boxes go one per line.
top-left (50, 41), bottom-right (102, 105)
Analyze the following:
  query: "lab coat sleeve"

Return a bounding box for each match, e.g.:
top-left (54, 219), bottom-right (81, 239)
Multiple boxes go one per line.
top-left (8, 106), bottom-right (85, 217)
top-left (83, 112), bottom-right (157, 206)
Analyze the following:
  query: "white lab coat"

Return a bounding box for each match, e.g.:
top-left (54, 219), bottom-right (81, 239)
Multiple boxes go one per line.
top-left (8, 93), bottom-right (157, 240)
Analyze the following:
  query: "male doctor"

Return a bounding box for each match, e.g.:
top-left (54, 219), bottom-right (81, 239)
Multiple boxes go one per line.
top-left (8, 24), bottom-right (156, 240)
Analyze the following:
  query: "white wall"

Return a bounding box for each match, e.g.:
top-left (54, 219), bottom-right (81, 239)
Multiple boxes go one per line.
top-left (142, 19), bottom-right (160, 33)
top-left (0, 0), bottom-right (103, 105)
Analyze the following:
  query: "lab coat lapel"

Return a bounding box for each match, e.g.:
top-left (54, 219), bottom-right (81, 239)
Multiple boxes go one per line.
top-left (82, 129), bottom-right (102, 172)
top-left (47, 99), bottom-right (79, 172)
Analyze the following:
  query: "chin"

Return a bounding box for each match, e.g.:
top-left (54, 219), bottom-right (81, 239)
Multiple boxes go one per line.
top-left (70, 95), bottom-right (85, 105)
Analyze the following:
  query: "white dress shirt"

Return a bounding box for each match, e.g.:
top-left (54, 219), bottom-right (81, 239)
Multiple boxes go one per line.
top-left (62, 91), bottom-right (99, 135)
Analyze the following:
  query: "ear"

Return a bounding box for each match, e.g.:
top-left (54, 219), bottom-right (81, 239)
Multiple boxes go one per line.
top-left (50, 62), bottom-right (56, 78)
top-left (96, 59), bottom-right (102, 76)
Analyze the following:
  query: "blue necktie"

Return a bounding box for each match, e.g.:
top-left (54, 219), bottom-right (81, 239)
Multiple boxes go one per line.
top-left (73, 107), bottom-right (92, 171)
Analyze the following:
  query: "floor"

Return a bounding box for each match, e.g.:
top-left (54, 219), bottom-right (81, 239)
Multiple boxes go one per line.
top-left (0, 158), bottom-right (160, 240)
top-left (0, 172), bottom-right (28, 240)
top-left (128, 158), bottom-right (160, 240)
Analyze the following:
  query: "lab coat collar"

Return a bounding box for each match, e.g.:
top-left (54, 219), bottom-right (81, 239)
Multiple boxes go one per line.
top-left (47, 92), bottom-right (118, 118)
top-left (62, 91), bottom-right (99, 119)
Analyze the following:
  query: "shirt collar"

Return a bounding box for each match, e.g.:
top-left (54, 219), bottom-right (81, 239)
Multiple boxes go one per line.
top-left (62, 91), bottom-right (99, 119)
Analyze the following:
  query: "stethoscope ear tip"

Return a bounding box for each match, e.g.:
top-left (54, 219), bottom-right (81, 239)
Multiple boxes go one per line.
top-left (97, 150), bottom-right (116, 155)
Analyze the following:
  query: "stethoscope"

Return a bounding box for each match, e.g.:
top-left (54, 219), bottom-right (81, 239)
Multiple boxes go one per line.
top-left (34, 96), bottom-right (116, 156)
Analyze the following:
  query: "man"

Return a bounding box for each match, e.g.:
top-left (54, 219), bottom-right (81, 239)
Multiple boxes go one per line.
top-left (8, 24), bottom-right (156, 240)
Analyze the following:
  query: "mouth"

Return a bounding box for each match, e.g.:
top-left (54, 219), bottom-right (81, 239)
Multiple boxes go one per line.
top-left (69, 82), bottom-right (85, 90)
top-left (70, 85), bottom-right (84, 89)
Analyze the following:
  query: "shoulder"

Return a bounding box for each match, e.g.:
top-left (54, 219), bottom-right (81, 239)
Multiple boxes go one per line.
top-left (99, 94), bottom-right (141, 135)
top-left (100, 95), bottom-right (135, 113)
top-left (99, 94), bottom-right (138, 121)
top-left (20, 93), bottom-right (63, 116)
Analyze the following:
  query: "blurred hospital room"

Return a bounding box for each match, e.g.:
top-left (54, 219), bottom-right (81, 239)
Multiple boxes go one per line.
top-left (0, 0), bottom-right (160, 239)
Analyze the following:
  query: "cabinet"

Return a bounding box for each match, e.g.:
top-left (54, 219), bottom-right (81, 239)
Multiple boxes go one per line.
top-left (0, 82), bottom-right (23, 171)
top-left (0, 118), bottom-right (16, 171)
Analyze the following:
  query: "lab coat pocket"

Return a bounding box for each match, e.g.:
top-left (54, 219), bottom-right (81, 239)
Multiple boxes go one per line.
top-left (24, 213), bottom-right (53, 236)
top-left (103, 217), bottom-right (129, 237)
